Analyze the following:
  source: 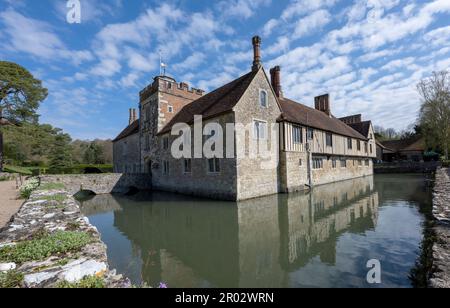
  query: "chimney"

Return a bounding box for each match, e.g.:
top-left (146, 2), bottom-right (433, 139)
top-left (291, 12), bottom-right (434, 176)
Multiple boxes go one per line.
top-left (129, 108), bottom-right (137, 125)
top-left (314, 94), bottom-right (331, 116)
top-left (270, 66), bottom-right (282, 98)
top-left (252, 36), bottom-right (262, 71)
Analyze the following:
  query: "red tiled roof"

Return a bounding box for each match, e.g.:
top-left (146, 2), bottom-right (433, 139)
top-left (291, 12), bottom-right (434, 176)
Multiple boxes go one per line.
top-left (113, 120), bottom-right (139, 142)
top-left (157, 69), bottom-right (259, 135)
top-left (278, 98), bottom-right (367, 140)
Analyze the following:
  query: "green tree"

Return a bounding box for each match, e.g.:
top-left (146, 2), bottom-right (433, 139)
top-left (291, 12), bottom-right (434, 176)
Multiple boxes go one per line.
top-left (48, 133), bottom-right (73, 172)
top-left (0, 61), bottom-right (48, 171)
top-left (83, 142), bottom-right (105, 164)
top-left (417, 71), bottom-right (450, 160)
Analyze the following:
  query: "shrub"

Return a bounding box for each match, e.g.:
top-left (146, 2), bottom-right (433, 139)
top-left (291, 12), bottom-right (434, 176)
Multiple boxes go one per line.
top-left (55, 275), bottom-right (106, 289)
top-left (3, 165), bottom-right (33, 175)
top-left (442, 160), bottom-right (450, 168)
top-left (0, 270), bottom-right (24, 288)
top-left (0, 231), bottom-right (92, 264)
top-left (19, 177), bottom-right (40, 199)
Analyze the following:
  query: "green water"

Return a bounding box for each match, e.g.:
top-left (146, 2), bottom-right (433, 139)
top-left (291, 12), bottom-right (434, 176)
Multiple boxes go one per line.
top-left (79, 174), bottom-right (432, 288)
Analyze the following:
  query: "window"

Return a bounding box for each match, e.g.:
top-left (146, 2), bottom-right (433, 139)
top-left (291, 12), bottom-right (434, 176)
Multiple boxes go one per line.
top-left (357, 140), bottom-right (361, 151)
top-left (163, 161), bottom-right (169, 175)
top-left (312, 158), bottom-right (323, 169)
top-left (145, 135), bottom-right (150, 151)
top-left (167, 82), bottom-right (172, 89)
top-left (370, 144), bottom-right (373, 154)
top-left (332, 158), bottom-right (337, 168)
top-left (162, 137), bottom-right (169, 150)
top-left (293, 126), bottom-right (302, 144)
top-left (307, 128), bottom-right (314, 140)
top-left (299, 159), bottom-right (303, 166)
top-left (347, 138), bottom-right (353, 150)
top-left (370, 133), bottom-right (373, 139)
top-left (145, 106), bottom-right (151, 123)
top-left (326, 133), bottom-right (333, 147)
top-left (208, 158), bottom-right (220, 173)
top-left (365, 159), bottom-right (370, 166)
top-left (259, 90), bottom-right (268, 108)
top-left (253, 120), bottom-right (267, 140)
top-left (340, 158), bottom-right (347, 168)
top-left (358, 159), bottom-right (362, 167)
top-left (183, 159), bottom-right (192, 174)
top-left (365, 142), bottom-right (368, 153)
top-left (168, 106), bottom-right (174, 113)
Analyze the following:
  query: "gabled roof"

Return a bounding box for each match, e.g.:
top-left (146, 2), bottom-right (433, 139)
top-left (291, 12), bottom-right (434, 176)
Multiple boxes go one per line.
top-left (380, 136), bottom-right (425, 152)
top-left (278, 98), bottom-right (367, 140)
top-left (113, 120), bottom-right (139, 142)
top-left (348, 121), bottom-right (372, 138)
top-left (158, 69), bottom-right (259, 135)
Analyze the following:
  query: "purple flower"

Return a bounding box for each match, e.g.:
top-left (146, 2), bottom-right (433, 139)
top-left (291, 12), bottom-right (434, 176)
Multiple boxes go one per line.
top-left (158, 282), bottom-right (168, 288)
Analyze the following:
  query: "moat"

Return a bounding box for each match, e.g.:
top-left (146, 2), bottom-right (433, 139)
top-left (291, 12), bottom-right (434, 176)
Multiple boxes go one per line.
top-left (78, 174), bottom-right (432, 288)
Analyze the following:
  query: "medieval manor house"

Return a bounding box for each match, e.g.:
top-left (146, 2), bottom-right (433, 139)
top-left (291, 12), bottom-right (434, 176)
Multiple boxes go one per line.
top-left (113, 36), bottom-right (377, 201)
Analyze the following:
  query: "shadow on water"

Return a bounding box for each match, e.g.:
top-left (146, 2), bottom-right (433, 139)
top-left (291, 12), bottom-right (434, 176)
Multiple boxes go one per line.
top-left (79, 174), bottom-right (431, 288)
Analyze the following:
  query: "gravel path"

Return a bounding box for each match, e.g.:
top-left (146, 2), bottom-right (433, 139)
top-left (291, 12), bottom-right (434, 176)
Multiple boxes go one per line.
top-left (0, 181), bottom-right (23, 228)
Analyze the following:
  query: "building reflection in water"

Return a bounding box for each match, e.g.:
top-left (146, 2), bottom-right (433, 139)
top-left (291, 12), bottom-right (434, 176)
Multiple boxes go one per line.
top-left (80, 176), bottom-right (379, 288)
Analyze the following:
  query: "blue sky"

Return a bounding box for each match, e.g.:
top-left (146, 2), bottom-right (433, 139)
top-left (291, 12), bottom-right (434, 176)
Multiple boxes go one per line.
top-left (1, 0), bottom-right (449, 140)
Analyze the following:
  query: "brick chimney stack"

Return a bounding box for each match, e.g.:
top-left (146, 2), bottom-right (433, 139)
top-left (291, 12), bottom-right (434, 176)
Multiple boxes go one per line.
top-left (252, 36), bottom-right (262, 71)
top-left (270, 66), bottom-right (282, 98)
top-left (314, 94), bottom-right (331, 116)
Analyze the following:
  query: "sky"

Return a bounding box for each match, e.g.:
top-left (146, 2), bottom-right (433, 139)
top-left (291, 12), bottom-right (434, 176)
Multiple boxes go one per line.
top-left (0, 0), bottom-right (449, 140)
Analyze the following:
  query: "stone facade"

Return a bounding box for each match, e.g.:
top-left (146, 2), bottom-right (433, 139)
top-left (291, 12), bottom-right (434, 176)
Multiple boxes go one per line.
top-left (113, 132), bottom-right (140, 173)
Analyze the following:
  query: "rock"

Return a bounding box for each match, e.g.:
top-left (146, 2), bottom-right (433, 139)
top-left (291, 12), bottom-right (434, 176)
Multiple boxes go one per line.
top-left (60, 259), bottom-right (107, 283)
top-left (24, 271), bottom-right (59, 287)
top-left (0, 263), bottom-right (16, 272)
top-left (43, 213), bottom-right (56, 219)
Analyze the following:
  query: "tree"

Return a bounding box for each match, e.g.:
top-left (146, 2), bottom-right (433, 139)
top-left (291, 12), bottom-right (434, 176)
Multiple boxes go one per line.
top-left (417, 71), bottom-right (450, 160)
top-left (83, 142), bottom-right (105, 164)
top-left (48, 133), bottom-right (73, 171)
top-left (0, 61), bottom-right (48, 171)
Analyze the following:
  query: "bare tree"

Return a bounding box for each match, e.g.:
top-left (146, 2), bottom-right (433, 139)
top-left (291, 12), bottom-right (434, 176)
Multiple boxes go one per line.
top-left (417, 71), bottom-right (450, 160)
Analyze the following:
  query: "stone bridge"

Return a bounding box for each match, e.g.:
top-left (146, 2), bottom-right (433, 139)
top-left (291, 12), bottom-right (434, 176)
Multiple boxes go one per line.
top-left (39, 174), bottom-right (152, 195)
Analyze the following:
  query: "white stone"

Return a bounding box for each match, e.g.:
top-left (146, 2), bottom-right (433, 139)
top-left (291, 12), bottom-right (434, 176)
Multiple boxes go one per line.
top-left (0, 242), bottom-right (16, 249)
top-left (0, 263), bottom-right (16, 272)
top-left (24, 271), bottom-right (59, 287)
top-left (60, 259), bottom-right (107, 283)
top-left (83, 217), bottom-right (90, 225)
top-left (43, 213), bottom-right (56, 219)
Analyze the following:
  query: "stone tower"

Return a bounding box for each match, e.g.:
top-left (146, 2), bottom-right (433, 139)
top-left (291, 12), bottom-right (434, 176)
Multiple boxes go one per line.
top-left (139, 76), bottom-right (205, 173)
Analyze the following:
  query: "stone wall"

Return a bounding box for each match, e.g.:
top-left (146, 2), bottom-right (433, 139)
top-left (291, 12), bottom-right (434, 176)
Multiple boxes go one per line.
top-left (113, 132), bottom-right (141, 173)
top-left (39, 174), bottom-right (152, 195)
top-left (311, 156), bottom-right (373, 186)
top-left (234, 68), bottom-right (282, 200)
top-left (153, 113), bottom-right (238, 201)
top-left (430, 168), bottom-right (450, 288)
top-left (0, 187), bottom-right (130, 288)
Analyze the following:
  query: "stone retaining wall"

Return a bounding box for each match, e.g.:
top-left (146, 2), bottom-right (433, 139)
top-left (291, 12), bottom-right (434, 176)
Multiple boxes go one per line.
top-left (430, 168), bottom-right (450, 288)
top-left (0, 186), bottom-right (131, 288)
top-left (39, 173), bottom-right (152, 195)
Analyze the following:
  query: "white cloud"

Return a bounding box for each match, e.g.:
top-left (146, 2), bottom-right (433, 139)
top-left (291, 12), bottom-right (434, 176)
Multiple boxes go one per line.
top-left (293, 10), bottom-right (332, 39)
top-left (173, 52), bottom-right (206, 72)
top-left (0, 9), bottom-right (93, 64)
top-left (218, 0), bottom-right (272, 19)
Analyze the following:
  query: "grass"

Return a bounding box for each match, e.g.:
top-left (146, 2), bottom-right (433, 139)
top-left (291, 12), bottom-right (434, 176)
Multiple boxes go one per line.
top-left (37, 182), bottom-right (66, 191)
top-left (0, 231), bottom-right (92, 264)
top-left (38, 194), bottom-right (68, 203)
top-left (0, 270), bottom-right (24, 288)
top-left (55, 275), bottom-right (106, 289)
top-left (0, 176), bottom-right (11, 181)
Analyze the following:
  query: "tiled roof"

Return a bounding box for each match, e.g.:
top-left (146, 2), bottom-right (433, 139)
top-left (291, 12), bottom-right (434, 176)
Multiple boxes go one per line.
top-left (348, 121), bottom-right (371, 138)
top-left (113, 120), bottom-right (139, 142)
top-left (278, 98), bottom-right (367, 140)
top-left (381, 137), bottom-right (425, 152)
top-left (158, 69), bottom-right (259, 135)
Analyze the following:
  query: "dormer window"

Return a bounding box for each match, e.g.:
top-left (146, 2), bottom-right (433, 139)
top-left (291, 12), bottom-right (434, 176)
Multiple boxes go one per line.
top-left (259, 90), bottom-right (268, 108)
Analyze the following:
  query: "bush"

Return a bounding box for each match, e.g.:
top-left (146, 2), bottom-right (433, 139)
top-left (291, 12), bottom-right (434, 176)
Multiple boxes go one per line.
top-left (55, 275), bottom-right (106, 289)
top-left (19, 177), bottom-right (40, 199)
top-left (442, 160), bottom-right (450, 168)
top-left (3, 165), bottom-right (32, 175)
top-left (47, 164), bottom-right (113, 175)
top-left (0, 231), bottom-right (92, 264)
top-left (0, 270), bottom-right (24, 288)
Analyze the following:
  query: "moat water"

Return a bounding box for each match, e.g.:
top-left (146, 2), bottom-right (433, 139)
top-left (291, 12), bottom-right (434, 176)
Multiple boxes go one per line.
top-left (79, 174), bottom-right (432, 288)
